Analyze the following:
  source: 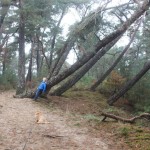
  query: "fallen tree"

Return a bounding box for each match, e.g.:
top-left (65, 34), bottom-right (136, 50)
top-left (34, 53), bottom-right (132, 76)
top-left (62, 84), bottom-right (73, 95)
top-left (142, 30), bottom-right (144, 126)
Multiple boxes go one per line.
top-left (101, 112), bottom-right (150, 123)
top-left (107, 61), bottom-right (150, 105)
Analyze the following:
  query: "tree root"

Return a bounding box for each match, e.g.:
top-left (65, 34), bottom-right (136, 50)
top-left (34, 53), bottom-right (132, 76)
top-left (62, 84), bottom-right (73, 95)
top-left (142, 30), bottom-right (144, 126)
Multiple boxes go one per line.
top-left (101, 112), bottom-right (150, 123)
top-left (13, 91), bottom-right (35, 98)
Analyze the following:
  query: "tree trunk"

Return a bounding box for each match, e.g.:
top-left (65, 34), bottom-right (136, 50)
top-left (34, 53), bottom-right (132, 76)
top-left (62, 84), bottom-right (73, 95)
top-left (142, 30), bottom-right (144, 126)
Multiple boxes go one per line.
top-left (50, 39), bottom-right (119, 96)
top-left (107, 61), bottom-right (150, 105)
top-left (50, 36), bottom-right (76, 77)
top-left (16, 0), bottom-right (26, 95)
top-left (26, 43), bottom-right (33, 82)
top-left (90, 15), bottom-right (143, 91)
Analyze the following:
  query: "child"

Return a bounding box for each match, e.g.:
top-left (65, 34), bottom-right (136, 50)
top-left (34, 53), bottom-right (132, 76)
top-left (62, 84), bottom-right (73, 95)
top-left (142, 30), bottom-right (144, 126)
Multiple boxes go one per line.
top-left (33, 77), bottom-right (47, 101)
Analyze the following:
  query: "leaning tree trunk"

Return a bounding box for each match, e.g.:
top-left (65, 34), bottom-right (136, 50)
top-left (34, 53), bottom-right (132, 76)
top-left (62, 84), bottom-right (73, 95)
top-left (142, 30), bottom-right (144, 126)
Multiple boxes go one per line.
top-left (49, 0), bottom-right (149, 79)
top-left (50, 0), bottom-right (150, 96)
top-left (47, 5), bottom-right (114, 78)
top-left (107, 61), bottom-right (150, 105)
top-left (46, 0), bottom-right (149, 91)
top-left (16, 0), bottom-right (26, 95)
top-left (51, 36), bottom-right (76, 77)
top-left (48, 10), bottom-right (65, 71)
top-left (90, 15), bottom-right (144, 91)
top-left (13, 0), bottom-right (150, 98)
top-left (26, 43), bottom-right (33, 82)
top-left (50, 38), bottom-right (119, 96)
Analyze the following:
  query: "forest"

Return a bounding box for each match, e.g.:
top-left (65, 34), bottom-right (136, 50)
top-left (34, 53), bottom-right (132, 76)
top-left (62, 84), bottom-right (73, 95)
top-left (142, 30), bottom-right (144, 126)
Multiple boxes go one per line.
top-left (0, 0), bottom-right (150, 149)
top-left (1, 0), bottom-right (150, 112)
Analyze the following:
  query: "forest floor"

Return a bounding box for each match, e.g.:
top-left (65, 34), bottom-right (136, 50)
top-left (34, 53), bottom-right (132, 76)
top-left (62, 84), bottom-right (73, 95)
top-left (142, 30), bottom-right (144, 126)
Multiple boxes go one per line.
top-left (0, 90), bottom-right (149, 150)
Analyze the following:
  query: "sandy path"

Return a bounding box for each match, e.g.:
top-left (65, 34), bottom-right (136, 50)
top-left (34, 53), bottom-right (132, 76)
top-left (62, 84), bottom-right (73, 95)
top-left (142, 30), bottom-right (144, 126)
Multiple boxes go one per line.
top-left (0, 91), bottom-right (117, 150)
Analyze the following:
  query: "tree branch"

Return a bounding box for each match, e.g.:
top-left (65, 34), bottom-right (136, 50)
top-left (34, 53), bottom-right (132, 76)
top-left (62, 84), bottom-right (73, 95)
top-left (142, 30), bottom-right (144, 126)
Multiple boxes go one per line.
top-left (101, 112), bottom-right (150, 123)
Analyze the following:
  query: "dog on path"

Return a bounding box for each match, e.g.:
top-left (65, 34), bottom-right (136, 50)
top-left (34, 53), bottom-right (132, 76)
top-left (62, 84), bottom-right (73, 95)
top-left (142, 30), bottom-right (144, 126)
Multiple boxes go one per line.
top-left (35, 112), bottom-right (50, 124)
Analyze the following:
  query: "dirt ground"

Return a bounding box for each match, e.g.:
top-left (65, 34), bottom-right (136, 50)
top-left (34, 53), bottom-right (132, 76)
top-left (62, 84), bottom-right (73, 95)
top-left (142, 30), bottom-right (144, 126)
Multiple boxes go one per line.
top-left (0, 91), bottom-right (129, 150)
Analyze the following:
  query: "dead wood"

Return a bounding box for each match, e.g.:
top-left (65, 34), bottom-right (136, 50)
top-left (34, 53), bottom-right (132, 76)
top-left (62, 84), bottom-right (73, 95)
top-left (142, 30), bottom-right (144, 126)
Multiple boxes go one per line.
top-left (101, 112), bottom-right (150, 123)
top-left (43, 135), bottom-right (64, 138)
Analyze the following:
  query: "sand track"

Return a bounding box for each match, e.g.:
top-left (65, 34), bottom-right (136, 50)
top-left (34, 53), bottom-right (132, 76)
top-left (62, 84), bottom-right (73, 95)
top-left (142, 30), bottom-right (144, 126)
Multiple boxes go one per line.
top-left (0, 91), bottom-right (124, 150)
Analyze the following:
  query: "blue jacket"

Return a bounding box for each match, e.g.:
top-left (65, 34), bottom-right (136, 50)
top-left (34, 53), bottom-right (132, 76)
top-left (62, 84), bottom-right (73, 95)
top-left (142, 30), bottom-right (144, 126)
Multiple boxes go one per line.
top-left (37, 81), bottom-right (47, 92)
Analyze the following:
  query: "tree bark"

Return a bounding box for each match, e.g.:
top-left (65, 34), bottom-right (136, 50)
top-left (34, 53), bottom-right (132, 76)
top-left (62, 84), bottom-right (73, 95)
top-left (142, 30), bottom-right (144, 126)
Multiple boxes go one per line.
top-left (51, 36), bottom-right (76, 77)
top-left (107, 61), bottom-right (150, 105)
top-left (90, 15), bottom-right (143, 91)
top-left (48, 10), bottom-right (65, 71)
top-left (16, 0), bottom-right (26, 95)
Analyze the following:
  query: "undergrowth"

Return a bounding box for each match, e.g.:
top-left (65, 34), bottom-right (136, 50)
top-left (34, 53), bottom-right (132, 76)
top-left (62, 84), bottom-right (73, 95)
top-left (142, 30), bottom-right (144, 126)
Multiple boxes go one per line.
top-left (63, 89), bottom-right (150, 150)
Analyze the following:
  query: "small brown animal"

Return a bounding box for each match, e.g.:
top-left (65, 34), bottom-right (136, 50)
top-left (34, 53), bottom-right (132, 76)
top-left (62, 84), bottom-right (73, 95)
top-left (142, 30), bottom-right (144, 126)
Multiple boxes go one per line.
top-left (35, 112), bottom-right (50, 124)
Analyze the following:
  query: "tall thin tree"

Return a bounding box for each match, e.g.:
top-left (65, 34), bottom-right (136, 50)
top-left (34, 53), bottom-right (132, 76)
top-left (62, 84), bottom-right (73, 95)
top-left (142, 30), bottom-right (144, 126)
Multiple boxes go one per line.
top-left (16, 0), bottom-right (25, 95)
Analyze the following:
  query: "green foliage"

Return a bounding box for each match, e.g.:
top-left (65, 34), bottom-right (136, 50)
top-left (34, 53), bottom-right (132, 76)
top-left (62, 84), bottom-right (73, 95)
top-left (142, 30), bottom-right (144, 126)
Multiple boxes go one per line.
top-left (0, 69), bottom-right (17, 90)
top-left (143, 106), bottom-right (150, 113)
top-left (119, 127), bottom-right (130, 137)
top-left (76, 75), bottom-right (94, 89)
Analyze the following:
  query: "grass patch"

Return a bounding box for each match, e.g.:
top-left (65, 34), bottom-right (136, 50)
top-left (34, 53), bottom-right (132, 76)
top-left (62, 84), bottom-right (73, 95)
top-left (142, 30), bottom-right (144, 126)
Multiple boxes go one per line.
top-left (119, 127), bottom-right (130, 137)
top-left (83, 114), bottom-right (102, 122)
top-left (48, 90), bottom-right (150, 150)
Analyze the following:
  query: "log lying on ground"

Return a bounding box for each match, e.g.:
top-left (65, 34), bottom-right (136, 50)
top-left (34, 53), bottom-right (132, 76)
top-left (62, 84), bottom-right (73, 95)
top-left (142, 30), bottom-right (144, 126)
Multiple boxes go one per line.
top-left (101, 112), bottom-right (150, 123)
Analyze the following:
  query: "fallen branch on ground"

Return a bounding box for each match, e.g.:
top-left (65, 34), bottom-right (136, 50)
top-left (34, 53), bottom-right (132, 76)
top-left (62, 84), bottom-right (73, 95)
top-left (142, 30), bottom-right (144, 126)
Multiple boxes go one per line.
top-left (101, 112), bottom-right (150, 123)
top-left (43, 134), bottom-right (64, 138)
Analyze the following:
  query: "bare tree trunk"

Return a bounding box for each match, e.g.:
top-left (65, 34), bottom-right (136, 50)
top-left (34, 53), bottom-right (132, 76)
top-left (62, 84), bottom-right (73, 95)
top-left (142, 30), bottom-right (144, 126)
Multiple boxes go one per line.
top-left (26, 43), bottom-right (33, 82)
top-left (16, 0), bottom-right (26, 95)
top-left (90, 15), bottom-right (143, 91)
top-left (50, 36), bottom-right (76, 77)
top-left (51, 9), bottom-right (65, 50)
top-left (107, 61), bottom-right (150, 105)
